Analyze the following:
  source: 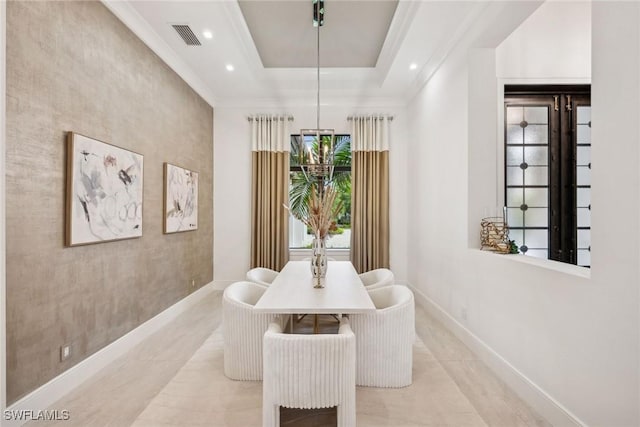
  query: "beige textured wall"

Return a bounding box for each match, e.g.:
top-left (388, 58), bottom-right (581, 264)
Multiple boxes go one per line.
top-left (6, 1), bottom-right (213, 403)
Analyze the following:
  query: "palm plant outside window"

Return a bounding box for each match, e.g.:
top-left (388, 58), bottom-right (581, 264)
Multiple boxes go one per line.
top-left (289, 134), bottom-right (351, 249)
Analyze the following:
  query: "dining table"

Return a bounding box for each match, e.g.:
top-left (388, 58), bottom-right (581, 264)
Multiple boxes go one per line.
top-left (254, 260), bottom-right (376, 332)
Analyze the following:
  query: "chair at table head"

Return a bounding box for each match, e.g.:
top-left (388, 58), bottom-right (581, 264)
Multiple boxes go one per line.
top-left (222, 281), bottom-right (275, 381)
top-left (358, 268), bottom-right (394, 290)
top-left (246, 267), bottom-right (279, 287)
top-left (262, 317), bottom-right (356, 427)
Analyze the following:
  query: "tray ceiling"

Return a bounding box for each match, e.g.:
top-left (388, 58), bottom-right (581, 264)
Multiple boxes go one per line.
top-left (121, 1), bottom-right (542, 106)
top-left (238, 0), bottom-right (398, 68)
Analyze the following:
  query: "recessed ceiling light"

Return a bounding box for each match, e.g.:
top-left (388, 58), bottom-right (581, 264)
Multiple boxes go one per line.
top-left (226, 64), bottom-right (235, 72)
top-left (202, 30), bottom-right (213, 39)
top-left (409, 63), bottom-right (418, 71)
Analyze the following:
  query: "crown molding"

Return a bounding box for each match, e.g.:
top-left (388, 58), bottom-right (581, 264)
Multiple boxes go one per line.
top-left (221, 0), bottom-right (265, 78)
top-left (101, 0), bottom-right (217, 107)
top-left (214, 95), bottom-right (407, 109)
top-left (404, 1), bottom-right (489, 103)
top-left (375, 0), bottom-right (420, 86)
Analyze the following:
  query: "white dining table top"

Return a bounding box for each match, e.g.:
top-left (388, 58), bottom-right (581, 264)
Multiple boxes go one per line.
top-left (253, 261), bottom-right (376, 314)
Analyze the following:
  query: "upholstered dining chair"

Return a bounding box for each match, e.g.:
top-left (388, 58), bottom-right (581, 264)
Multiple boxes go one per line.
top-left (349, 285), bottom-right (415, 388)
top-left (246, 267), bottom-right (279, 287)
top-left (358, 268), bottom-right (395, 289)
top-left (223, 281), bottom-right (276, 381)
top-left (262, 317), bottom-right (356, 427)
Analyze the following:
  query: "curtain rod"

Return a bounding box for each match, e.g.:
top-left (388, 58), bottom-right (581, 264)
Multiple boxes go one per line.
top-left (247, 116), bottom-right (294, 122)
top-left (347, 115), bottom-right (394, 121)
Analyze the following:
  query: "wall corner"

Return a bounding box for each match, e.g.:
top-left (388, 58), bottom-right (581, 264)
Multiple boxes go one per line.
top-left (467, 48), bottom-right (499, 250)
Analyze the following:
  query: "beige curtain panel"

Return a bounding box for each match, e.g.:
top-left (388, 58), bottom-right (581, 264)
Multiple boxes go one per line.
top-left (250, 115), bottom-right (291, 271)
top-left (350, 116), bottom-right (391, 273)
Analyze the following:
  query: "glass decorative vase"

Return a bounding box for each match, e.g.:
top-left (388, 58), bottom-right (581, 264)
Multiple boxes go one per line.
top-left (310, 237), bottom-right (328, 287)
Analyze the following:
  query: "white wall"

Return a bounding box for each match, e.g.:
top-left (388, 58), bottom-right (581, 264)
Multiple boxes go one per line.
top-left (407, 1), bottom-right (639, 426)
top-left (496, 1), bottom-right (591, 80)
top-left (213, 104), bottom-right (408, 284)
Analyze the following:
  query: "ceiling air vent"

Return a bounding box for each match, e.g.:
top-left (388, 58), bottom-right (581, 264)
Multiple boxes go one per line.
top-left (172, 24), bottom-right (201, 46)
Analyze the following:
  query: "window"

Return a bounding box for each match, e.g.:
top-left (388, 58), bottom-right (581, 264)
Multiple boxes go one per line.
top-left (504, 85), bottom-right (591, 267)
top-left (289, 134), bottom-right (351, 249)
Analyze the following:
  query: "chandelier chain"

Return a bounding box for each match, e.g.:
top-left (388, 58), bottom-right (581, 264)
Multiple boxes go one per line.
top-left (316, 4), bottom-right (320, 130)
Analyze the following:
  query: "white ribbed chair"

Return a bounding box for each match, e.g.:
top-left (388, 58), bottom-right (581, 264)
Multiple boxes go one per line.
top-left (246, 267), bottom-right (279, 287)
top-left (358, 268), bottom-right (395, 290)
top-left (263, 317), bottom-right (356, 427)
top-left (223, 281), bottom-right (276, 381)
top-left (350, 285), bottom-right (415, 388)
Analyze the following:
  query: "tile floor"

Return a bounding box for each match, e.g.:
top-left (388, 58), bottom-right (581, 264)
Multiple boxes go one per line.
top-left (28, 290), bottom-right (552, 427)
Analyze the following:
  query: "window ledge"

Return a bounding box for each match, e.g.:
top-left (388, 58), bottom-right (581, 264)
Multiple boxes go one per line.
top-left (472, 249), bottom-right (591, 279)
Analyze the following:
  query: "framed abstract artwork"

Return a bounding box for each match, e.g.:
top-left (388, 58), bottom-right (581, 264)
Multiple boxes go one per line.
top-left (66, 132), bottom-right (144, 246)
top-left (164, 162), bottom-right (198, 233)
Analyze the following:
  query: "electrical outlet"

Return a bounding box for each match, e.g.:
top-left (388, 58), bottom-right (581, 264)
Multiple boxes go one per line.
top-left (191, 279), bottom-right (195, 288)
top-left (60, 344), bottom-right (71, 362)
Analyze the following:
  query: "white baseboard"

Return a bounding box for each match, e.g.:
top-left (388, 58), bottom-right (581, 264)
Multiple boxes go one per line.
top-left (3, 281), bottom-right (217, 427)
top-left (407, 283), bottom-right (587, 427)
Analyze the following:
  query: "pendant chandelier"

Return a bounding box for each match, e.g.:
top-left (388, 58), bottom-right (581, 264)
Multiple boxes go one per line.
top-left (298, 0), bottom-right (335, 184)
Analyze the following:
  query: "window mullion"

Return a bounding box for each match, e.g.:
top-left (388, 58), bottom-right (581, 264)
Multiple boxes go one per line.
top-left (547, 96), bottom-right (563, 262)
top-left (559, 94), bottom-right (576, 264)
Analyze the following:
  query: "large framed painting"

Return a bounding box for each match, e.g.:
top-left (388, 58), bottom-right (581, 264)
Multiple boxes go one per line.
top-left (164, 162), bottom-right (198, 233)
top-left (66, 132), bottom-right (144, 246)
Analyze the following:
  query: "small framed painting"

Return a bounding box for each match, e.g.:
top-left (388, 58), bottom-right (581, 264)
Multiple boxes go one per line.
top-left (164, 162), bottom-right (198, 233)
top-left (66, 132), bottom-right (144, 246)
